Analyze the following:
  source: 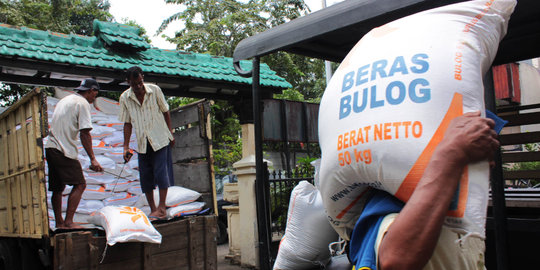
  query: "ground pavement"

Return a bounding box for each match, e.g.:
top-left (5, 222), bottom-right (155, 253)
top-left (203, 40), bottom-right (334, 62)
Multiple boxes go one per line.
top-left (217, 243), bottom-right (245, 270)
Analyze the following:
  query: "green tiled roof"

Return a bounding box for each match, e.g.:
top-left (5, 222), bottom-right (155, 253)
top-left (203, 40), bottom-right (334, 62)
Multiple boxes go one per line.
top-left (0, 21), bottom-right (291, 89)
top-left (93, 20), bottom-right (151, 51)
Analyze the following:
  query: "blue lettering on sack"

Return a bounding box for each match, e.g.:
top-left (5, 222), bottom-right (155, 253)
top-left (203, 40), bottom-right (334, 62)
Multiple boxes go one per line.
top-left (339, 53), bottom-right (431, 120)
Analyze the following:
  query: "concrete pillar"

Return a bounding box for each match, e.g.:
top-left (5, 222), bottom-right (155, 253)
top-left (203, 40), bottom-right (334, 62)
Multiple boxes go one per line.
top-left (241, 123), bottom-right (256, 157)
top-left (234, 155), bottom-right (259, 268)
top-left (223, 183), bottom-right (240, 263)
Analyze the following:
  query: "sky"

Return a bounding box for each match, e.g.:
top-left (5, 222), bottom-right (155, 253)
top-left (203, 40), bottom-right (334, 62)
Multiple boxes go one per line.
top-left (108, 0), bottom-right (344, 50)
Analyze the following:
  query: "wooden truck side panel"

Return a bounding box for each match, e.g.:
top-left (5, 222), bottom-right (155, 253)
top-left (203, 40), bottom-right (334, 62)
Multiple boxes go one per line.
top-left (53, 216), bottom-right (217, 270)
top-left (0, 89), bottom-right (49, 239)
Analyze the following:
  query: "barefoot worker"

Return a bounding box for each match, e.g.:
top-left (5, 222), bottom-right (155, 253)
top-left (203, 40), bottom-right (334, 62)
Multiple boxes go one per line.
top-left (46, 78), bottom-right (103, 229)
top-left (119, 66), bottom-right (175, 221)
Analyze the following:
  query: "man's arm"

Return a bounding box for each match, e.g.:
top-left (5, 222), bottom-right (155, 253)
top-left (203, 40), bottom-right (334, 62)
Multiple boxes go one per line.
top-left (123, 122), bottom-right (133, 163)
top-left (378, 111), bottom-right (499, 270)
top-left (163, 111), bottom-right (175, 147)
top-left (80, 128), bottom-right (103, 172)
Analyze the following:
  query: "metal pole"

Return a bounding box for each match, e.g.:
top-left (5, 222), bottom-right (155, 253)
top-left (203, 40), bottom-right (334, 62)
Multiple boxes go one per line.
top-left (484, 68), bottom-right (509, 270)
top-left (321, 0), bottom-right (333, 84)
top-left (252, 57), bottom-right (272, 270)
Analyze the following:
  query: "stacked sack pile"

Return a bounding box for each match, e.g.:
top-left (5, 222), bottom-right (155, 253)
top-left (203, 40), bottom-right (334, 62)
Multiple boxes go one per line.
top-left (44, 88), bottom-right (206, 229)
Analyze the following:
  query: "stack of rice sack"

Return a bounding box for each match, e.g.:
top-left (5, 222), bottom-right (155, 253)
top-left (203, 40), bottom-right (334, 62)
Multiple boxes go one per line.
top-left (44, 88), bottom-right (205, 228)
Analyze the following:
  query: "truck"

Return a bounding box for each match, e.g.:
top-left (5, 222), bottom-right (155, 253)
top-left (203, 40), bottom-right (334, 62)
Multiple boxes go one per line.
top-left (0, 88), bottom-right (218, 269)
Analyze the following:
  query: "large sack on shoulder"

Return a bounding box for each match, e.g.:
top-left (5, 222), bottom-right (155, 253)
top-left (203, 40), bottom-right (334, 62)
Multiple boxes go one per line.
top-left (273, 181), bottom-right (338, 270)
top-left (90, 206), bottom-right (161, 246)
top-left (319, 0), bottom-right (516, 240)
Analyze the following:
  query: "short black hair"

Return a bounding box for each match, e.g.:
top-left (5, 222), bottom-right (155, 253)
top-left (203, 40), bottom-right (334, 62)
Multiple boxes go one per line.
top-left (126, 66), bottom-right (144, 81)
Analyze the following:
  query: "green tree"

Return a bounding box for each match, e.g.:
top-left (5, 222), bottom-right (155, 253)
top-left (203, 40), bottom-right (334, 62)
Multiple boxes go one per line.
top-left (158, 0), bottom-right (327, 173)
top-left (0, 0), bottom-right (112, 35)
top-left (0, 0), bottom-right (113, 106)
top-left (158, 0), bottom-right (327, 102)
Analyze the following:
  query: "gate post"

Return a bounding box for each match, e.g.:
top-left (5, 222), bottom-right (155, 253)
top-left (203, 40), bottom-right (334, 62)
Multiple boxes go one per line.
top-left (234, 155), bottom-right (259, 268)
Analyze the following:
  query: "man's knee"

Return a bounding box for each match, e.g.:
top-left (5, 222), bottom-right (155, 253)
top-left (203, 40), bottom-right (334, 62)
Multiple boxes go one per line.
top-left (72, 183), bottom-right (86, 192)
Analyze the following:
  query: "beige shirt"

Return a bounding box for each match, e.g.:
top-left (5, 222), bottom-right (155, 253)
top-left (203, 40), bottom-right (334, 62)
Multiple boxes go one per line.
top-left (45, 93), bottom-right (93, 159)
top-left (118, 83), bottom-right (172, 154)
top-left (376, 214), bottom-right (486, 270)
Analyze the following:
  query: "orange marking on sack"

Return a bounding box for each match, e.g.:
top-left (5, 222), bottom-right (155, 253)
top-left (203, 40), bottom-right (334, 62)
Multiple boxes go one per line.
top-left (395, 93), bottom-right (468, 218)
top-left (336, 187), bottom-right (371, 219)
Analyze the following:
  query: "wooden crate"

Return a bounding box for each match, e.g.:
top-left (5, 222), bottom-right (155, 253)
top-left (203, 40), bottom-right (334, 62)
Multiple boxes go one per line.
top-left (53, 215), bottom-right (217, 270)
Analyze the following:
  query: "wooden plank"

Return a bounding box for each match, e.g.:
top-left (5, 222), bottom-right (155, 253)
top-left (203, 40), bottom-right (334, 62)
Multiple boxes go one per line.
top-left (15, 106), bottom-right (30, 235)
top-left (202, 103), bottom-right (218, 219)
top-left (173, 162), bottom-right (212, 193)
top-left (0, 89), bottom-right (41, 121)
top-left (143, 242), bottom-right (152, 270)
top-left (0, 117), bottom-right (8, 234)
top-left (501, 111), bottom-right (540, 127)
top-left (172, 144), bottom-right (208, 163)
top-left (54, 236), bottom-right (65, 270)
top-left (499, 131), bottom-right (540, 146)
top-left (188, 218), bottom-right (197, 269)
top-left (502, 151), bottom-right (540, 163)
top-left (33, 95), bottom-right (49, 236)
top-left (171, 103), bottom-right (202, 128)
top-left (204, 216), bottom-right (218, 270)
top-left (21, 103), bottom-right (36, 235)
top-left (7, 112), bottom-right (22, 234)
top-left (504, 170), bottom-right (540, 180)
top-left (88, 232), bottom-right (99, 270)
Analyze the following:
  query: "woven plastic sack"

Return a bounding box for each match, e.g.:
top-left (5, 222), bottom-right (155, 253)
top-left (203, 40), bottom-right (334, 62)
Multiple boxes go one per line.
top-left (90, 206), bottom-right (161, 246)
top-left (77, 199), bottom-right (105, 215)
top-left (318, 0), bottom-right (516, 240)
top-left (167, 201), bottom-right (206, 218)
top-left (135, 186), bottom-right (201, 208)
top-left (274, 181), bottom-right (338, 270)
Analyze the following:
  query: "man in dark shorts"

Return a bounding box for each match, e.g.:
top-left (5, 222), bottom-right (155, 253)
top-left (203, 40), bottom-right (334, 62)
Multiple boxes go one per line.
top-left (46, 78), bottom-right (103, 229)
top-left (119, 66), bottom-right (175, 220)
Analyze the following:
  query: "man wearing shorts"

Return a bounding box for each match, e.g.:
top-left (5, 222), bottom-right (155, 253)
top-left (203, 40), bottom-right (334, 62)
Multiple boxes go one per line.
top-left (119, 66), bottom-right (175, 220)
top-left (46, 78), bottom-right (103, 229)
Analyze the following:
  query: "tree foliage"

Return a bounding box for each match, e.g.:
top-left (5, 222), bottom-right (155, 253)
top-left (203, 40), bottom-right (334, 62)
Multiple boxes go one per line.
top-left (0, 0), bottom-right (112, 35)
top-left (158, 0), bottom-right (327, 102)
top-left (0, 0), bottom-right (113, 106)
top-left (158, 0), bottom-right (327, 173)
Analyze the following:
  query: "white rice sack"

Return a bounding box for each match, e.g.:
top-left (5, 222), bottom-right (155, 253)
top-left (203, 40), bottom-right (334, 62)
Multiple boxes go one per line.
top-left (105, 179), bottom-right (132, 192)
top-left (90, 125), bottom-right (115, 139)
top-left (62, 185), bottom-right (73, 195)
top-left (73, 212), bottom-right (92, 224)
top-left (94, 97), bottom-right (121, 116)
top-left (318, 0), bottom-right (516, 240)
top-left (54, 87), bottom-right (75, 99)
top-left (127, 158), bottom-right (139, 170)
top-left (84, 171), bottom-right (119, 185)
top-left (103, 192), bottom-right (139, 207)
top-left (47, 96), bottom-right (59, 112)
top-left (135, 186), bottom-right (202, 208)
top-left (167, 201), bottom-right (206, 218)
top-left (82, 185), bottom-right (110, 200)
top-left (90, 206), bottom-right (162, 246)
top-left (77, 199), bottom-right (105, 215)
top-left (127, 183), bottom-right (143, 195)
top-left (104, 147), bottom-right (128, 163)
top-left (79, 155), bottom-right (116, 170)
top-left (274, 181), bottom-right (338, 270)
top-left (77, 140), bottom-right (110, 155)
top-left (47, 194), bottom-right (68, 211)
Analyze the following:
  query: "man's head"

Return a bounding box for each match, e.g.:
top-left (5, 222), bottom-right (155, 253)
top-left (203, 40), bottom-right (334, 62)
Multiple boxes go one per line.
top-left (74, 78), bottom-right (100, 104)
top-left (126, 66), bottom-right (145, 92)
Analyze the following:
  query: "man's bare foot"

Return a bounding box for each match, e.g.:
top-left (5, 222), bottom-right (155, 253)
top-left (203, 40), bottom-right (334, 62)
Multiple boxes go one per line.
top-left (148, 210), bottom-right (167, 221)
top-left (58, 222), bottom-right (85, 229)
